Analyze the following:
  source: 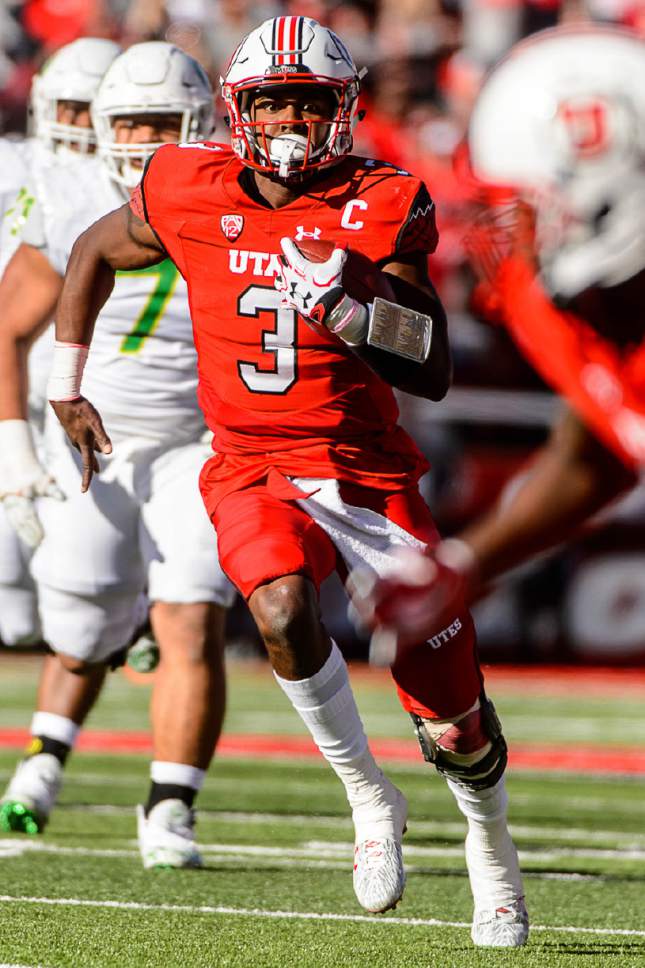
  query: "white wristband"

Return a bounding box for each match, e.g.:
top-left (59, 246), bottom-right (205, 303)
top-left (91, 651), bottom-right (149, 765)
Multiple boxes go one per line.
top-left (46, 341), bottom-right (89, 402)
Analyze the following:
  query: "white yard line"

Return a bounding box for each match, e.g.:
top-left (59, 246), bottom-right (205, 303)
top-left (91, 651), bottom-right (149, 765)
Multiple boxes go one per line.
top-left (46, 803), bottom-right (645, 847)
top-left (0, 894), bottom-right (644, 939)
top-left (1, 837), bottom-right (641, 865)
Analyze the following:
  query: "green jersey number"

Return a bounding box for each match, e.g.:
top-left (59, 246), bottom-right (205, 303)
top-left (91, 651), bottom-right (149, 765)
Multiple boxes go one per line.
top-left (117, 259), bottom-right (179, 354)
top-left (3, 186), bottom-right (36, 238)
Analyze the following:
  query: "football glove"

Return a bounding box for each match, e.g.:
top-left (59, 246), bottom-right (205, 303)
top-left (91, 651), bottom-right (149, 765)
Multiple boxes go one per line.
top-left (276, 238), bottom-right (369, 345)
top-left (0, 419), bottom-right (64, 548)
top-left (348, 540), bottom-right (476, 661)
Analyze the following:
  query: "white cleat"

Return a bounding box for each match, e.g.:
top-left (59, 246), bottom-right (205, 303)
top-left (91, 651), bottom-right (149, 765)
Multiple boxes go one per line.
top-left (472, 897), bottom-right (529, 948)
top-left (0, 753), bottom-right (62, 834)
top-left (352, 784), bottom-right (407, 913)
top-left (137, 799), bottom-right (203, 870)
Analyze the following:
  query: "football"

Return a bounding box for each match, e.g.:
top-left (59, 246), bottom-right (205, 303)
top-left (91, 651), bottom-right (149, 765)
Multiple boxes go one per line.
top-left (293, 238), bottom-right (396, 305)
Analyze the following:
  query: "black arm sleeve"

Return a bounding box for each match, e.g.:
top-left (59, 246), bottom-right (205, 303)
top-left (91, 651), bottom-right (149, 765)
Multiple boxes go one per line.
top-left (351, 263), bottom-right (451, 401)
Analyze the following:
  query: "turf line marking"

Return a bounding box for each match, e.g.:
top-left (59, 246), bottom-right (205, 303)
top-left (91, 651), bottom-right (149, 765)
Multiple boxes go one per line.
top-left (0, 839), bottom-right (636, 869)
top-left (1, 894), bottom-right (644, 938)
top-left (50, 803), bottom-right (645, 844)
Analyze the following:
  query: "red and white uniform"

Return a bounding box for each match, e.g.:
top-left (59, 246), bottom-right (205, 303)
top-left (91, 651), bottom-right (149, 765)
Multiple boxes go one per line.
top-left (136, 144), bottom-right (437, 506)
top-left (495, 257), bottom-right (645, 470)
top-left (135, 142), bottom-right (482, 719)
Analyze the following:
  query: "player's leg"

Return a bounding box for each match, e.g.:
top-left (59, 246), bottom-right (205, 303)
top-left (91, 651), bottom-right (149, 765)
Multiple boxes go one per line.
top-left (0, 651), bottom-right (106, 833)
top-left (214, 484), bottom-right (407, 913)
top-left (0, 503), bottom-right (41, 647)
top-left (136, 441), bottom-right (236, 869)
top-left (0, 579), bottom-right (140, 833)
top-left (2, 432), bottom-right (146, 832)
top-left (294, 479), bottom-right (527, 947)
top-left (135, 600), bottom-right (226, 869)
top-left (394, 629), bottom-right (527, 948)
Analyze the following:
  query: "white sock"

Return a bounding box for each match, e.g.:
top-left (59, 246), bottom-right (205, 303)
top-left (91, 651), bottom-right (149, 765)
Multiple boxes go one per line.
top-left (31, 712), bottom-right (79, 748)
top-left (150, 761), bottom-right (205, 792)
top-left (274, 641), bottom-right (398, 827)
top-left (447, 775), bottom-right (524, 909)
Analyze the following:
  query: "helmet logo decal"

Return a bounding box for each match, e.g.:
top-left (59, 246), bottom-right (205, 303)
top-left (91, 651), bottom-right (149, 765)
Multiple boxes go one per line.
top-left (221, 214), bottom-right (245, 241)
top-left (559, 98), bottom-right (609, 158)
top-left (325, 34), bottom-right (355, 70)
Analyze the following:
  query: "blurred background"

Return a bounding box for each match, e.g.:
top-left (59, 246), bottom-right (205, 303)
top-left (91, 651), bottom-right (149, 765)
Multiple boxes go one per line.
top-left (2, 0), bottom-right (644, 664)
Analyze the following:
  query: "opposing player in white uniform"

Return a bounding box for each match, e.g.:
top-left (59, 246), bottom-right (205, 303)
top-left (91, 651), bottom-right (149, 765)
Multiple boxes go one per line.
top-left (0, 38), bottom-right (122, 648)
top-left (0, 42), bottom-right (236, 867)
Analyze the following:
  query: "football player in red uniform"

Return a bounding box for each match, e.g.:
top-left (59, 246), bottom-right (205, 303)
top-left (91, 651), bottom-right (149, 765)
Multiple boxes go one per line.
top-left (44, 17), bottom-right (527, 946)
top-left (350, 29), bottom-right (644, 673)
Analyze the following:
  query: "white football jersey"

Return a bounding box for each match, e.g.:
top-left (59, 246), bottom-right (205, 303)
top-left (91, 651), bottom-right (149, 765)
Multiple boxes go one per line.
top-left (0, 137), bottom-right (59, 434)
top-left (0, 136), bottom-right (36, 274)
top-left (26, 155), bottom-right (202, 445)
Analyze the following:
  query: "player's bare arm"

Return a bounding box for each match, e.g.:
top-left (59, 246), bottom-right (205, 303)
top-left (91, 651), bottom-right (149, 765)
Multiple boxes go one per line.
top-left (51, 203), bottom-right (165, 491)
top-left (55, 203), bottom-right (164, 343)
top-left (461, 406), bottom-right (638, 590)
top-left (0, 243), bottom-right (65, 546)
top-left (0, 243), bottom-right (62, 421)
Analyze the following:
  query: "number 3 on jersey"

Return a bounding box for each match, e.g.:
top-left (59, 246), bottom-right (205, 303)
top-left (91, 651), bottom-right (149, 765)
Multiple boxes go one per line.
top-left (237, 285), bottom-right (297, 394)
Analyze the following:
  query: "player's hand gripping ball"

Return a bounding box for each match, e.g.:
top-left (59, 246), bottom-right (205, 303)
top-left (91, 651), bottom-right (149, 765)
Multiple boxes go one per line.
top-left (275, 237), bottom-right (395, 344)
top-left (276, 236), bottom-right (345, 318)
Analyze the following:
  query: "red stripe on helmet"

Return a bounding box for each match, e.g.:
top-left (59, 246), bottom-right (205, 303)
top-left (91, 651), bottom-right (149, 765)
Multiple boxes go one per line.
top-left (276, 17), bottom-right (286, 65)
top-left (288, 16), bottom-right (297, 65)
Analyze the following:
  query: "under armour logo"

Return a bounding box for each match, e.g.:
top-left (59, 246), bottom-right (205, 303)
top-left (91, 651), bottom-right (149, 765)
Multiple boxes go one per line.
top-left (295, 225), bottom-right (322, 241)
top-left (290, 281), bottom-right (312, 307)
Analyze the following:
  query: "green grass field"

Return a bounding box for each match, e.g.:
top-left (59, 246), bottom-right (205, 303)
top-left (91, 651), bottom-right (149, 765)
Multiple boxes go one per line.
top-left (1, 656), bottom-right (645, 967)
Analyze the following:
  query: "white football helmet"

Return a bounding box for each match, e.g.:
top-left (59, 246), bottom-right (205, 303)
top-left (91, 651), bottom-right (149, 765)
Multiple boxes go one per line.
top-left (222, 16), bottom-right (363, 179)
top-left (30, 38), bottom-right (122, 153)
top-left (92, 42), bottom-right (215, 190)
top-left (468, 25), bottom-right (645, 299)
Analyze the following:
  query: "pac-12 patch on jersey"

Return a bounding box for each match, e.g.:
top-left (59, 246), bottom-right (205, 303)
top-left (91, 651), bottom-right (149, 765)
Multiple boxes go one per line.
top-left (221, 214), bottom-right (244, 241)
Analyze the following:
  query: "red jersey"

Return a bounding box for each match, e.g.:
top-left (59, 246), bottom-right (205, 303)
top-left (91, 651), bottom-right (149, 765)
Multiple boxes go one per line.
top-left (134, 143), bottom-right (438, 512)
top-left (497, 256), bottom-right (645, 469)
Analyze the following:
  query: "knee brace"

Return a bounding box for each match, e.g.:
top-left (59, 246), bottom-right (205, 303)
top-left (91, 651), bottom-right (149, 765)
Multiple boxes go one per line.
top-left (411, 692), bottom-right (507, 791)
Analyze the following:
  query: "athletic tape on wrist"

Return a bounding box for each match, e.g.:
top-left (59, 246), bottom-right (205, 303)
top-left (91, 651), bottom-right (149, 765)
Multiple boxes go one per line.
top-left (46, 341), bottom-right (89, 402)
top-left (0, 419), bottom-right (38, 471)
top-left (327, 295), bottom-right (369, 345)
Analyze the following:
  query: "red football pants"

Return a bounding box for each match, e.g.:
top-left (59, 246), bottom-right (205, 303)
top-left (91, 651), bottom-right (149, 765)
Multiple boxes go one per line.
top-left (213, 479), bottom-right (483, 719)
